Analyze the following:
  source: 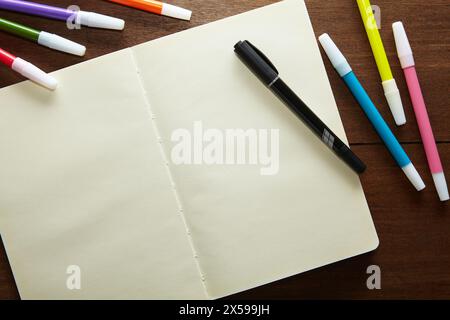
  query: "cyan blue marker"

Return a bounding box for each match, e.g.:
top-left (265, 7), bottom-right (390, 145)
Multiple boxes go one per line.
top-left (318, 33), bottom-right (425, 191)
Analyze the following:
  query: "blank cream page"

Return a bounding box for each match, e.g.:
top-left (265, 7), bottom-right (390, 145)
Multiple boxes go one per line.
top-left (132, 0), bottom-right (379, 298)
top-left (0, 49), bottom-right (206, 299)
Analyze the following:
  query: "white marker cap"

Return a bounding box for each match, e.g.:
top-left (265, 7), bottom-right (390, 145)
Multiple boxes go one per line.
top-left (382, 79), bottom-right (406, 126)
top-left (432, 172), bottom-right (449, 201)
top-left (11, 58), bottom-right (57, 90)
top-left (161, 3), bottom-right (192, 21)
top-left (37, 31), bottom-right (86, 56)
top-left (402, 163), bottom-right (425, 191)
top-left (392, 22), bottom-right (415, 69)
top-left (77, 11), bottom-right (125, 30)
top-left (318, 33), bottom-right (352, 77)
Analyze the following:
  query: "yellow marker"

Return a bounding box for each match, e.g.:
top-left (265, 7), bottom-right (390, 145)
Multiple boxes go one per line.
top-left (356, 0), bottom-right (406, 125)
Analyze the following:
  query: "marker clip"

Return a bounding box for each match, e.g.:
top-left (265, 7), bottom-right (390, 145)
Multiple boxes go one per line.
top-left (244, 40), bottom-right (279, 75)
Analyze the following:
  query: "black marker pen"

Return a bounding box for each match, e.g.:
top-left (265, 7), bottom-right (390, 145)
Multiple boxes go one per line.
top-left (234, 40), bottom-right (366, 174)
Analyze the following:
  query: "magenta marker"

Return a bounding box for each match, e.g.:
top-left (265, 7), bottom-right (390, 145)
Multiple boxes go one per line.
top-left (393, 22), bottom-right (449, 201)
top-left (0, 0), bottom-right (125, 30)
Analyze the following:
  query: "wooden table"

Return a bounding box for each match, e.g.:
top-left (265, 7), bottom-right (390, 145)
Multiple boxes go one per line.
top-left (0, 0), bottom-right (448, 299)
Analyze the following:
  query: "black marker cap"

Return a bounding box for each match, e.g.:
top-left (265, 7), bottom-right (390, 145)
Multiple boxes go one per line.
top-left (234, 40), bottom-right (279, 86)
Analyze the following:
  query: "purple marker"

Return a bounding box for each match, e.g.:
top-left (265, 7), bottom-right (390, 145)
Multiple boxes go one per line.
top-left (0, 0), bottom-right (125, 30)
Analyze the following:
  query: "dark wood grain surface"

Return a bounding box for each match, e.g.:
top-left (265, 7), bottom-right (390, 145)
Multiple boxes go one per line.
top-left (0, 0), bottom-right (449, 299)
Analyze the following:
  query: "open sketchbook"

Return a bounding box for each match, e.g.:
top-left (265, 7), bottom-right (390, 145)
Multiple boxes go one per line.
top-left (0, 0), bottom-right (378, 299)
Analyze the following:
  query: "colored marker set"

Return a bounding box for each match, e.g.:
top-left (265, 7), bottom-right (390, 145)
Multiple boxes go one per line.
top-left (0, 1), bottom-right (446, 202)
top-left (0, 0), bottom-right (191, 90)
top-left (317, 0), bottom-right (448, 201)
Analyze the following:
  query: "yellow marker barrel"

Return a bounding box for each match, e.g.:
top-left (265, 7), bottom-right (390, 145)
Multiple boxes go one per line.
top-left (356, 0), bottom-right (393, 81)
top-left (356, 0), bottom-right (406, 126)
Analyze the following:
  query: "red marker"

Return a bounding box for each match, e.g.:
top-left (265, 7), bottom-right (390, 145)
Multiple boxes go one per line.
top-left (0, 48), bottom-right (57, 90)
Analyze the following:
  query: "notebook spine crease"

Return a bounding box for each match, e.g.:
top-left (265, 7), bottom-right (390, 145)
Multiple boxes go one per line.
top-left (129, 48), bottom-right (210, 298)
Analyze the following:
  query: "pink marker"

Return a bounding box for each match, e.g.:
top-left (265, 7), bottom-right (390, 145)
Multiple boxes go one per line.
top-left (393, 22), bottom-right (448, 201)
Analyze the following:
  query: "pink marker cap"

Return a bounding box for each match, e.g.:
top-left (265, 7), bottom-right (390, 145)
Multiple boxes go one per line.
top-left (392, 22), bottom-right (415, 69)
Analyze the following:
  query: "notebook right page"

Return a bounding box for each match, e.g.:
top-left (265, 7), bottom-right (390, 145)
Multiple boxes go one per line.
top-left (132, 0), bottom-right (378, 298)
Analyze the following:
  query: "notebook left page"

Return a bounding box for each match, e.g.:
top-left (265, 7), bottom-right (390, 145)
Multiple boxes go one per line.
top-left (0, 49), bottom-right (206, 299)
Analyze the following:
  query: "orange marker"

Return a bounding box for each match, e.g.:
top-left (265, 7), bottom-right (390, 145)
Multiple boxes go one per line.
top-left (107, 0), bottom-right (191, 21)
